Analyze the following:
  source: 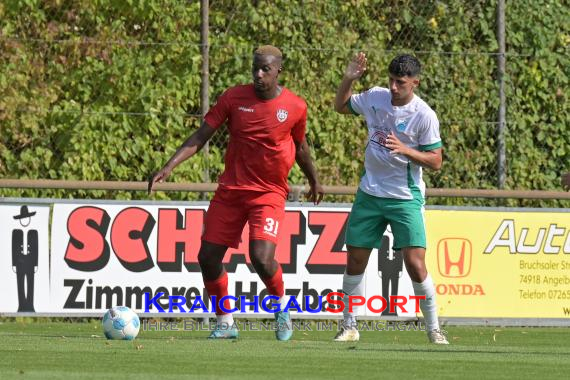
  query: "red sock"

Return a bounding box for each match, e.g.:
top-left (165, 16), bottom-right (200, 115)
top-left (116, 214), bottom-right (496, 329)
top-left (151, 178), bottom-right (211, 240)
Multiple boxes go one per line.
top-left (262, 265), bottom-right (284, 299)
top-left (204, 272), bottom-right (231, 315)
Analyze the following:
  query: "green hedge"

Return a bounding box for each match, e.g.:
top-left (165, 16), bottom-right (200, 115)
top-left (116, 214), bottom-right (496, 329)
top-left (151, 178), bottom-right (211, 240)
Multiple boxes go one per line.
top-left (0, 0), bottom-right (568, 206)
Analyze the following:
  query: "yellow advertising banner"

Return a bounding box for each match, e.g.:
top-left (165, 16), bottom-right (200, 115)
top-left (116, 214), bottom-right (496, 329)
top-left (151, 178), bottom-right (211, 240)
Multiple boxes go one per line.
top-left (426, 209), bottom-right (570, 319)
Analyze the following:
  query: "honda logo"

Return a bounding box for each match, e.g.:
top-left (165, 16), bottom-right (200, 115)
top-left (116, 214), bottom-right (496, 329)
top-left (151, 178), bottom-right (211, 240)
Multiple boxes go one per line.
top-left (437, 238), bottom-right (472, 278)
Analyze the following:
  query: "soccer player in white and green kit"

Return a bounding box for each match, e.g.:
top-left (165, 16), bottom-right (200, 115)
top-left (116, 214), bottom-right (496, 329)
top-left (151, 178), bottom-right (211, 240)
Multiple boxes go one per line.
top-left (333, 52), bottom-right (448, 344)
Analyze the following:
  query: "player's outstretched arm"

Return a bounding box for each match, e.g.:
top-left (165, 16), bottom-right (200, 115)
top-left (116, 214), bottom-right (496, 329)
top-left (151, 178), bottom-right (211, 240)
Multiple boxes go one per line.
top-left (148, 122), bottom-right (217, 194)
top-left (295, 138), bottom-right (324, 204)
top-left (334, 52), bottom-right (367, 114)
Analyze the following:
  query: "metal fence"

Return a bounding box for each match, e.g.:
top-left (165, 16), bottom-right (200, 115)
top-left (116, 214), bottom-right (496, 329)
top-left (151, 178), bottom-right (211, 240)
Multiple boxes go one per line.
top-left (0, 0), bottom-right (568, 206)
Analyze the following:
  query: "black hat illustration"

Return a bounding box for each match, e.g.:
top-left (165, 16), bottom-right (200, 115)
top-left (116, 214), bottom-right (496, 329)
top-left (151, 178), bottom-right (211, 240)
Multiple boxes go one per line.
top-left (13, 205), bottom-right (36, 220)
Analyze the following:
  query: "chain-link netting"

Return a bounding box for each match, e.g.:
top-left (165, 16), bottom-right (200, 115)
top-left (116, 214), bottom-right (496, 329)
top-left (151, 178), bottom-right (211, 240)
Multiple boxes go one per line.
top-left (0, 0), bottom-right (568, 207)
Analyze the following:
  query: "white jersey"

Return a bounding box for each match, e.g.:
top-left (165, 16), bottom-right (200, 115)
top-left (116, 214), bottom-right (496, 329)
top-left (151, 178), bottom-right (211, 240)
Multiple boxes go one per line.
top-left (349, 87), bottom-right (442, 200)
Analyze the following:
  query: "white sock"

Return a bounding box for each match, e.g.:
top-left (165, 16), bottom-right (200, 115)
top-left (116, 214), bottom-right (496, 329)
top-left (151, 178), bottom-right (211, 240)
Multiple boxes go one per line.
top-left (412, 274), bottom-right (440, 331)
top-left (216, 313), bottom-right (234, 328)
top-left (271, 295), bottom-right (288, 314)
top-left (341, 272), bottom-right (364, 329)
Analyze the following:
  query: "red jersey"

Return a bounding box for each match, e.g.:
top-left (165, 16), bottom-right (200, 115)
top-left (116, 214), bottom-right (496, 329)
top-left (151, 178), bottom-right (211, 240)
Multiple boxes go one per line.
top-left (204, 84), bottom-right (307, 198)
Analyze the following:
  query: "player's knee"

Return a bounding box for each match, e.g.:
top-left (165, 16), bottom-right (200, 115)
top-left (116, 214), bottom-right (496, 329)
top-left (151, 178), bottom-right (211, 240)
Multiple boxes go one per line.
top-left (250, 256), bottom-right (270, 275)
top-left (347, 255), bottom-right (367, 270)
top-left (198, 250), bottom-right (216, 269)
top-left (406, 262), bottom-right (427, 282)
top-left (251, 254), bottom-right (279, 279)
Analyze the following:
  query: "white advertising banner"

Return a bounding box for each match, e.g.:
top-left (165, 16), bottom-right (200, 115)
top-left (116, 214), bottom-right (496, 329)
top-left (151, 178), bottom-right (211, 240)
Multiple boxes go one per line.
top-left (46, 202), bottom-right (414, 318)
top-left (0, 204), bottom-right (51, 314)
top-left (3, 200), bottom-right (568, 322)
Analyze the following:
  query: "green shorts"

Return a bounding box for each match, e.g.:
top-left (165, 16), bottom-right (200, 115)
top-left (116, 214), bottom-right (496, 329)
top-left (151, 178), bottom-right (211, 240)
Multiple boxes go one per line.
top-left (345, 189), bottom-right (426, 250)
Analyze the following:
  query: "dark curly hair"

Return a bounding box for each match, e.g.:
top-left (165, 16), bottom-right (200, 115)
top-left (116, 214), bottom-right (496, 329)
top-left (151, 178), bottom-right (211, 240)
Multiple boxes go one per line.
top-left (388, 54), bottom-right (421, 77)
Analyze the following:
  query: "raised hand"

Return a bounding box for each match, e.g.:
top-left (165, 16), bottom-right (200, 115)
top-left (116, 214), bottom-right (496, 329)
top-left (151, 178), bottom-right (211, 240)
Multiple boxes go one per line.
top-left (344, 52), bottom-right (367, 80)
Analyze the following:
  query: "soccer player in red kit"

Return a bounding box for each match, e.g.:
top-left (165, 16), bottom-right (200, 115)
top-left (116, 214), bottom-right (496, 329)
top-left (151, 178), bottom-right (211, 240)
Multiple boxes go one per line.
top-left (149, 45), bottom-right (324, 340)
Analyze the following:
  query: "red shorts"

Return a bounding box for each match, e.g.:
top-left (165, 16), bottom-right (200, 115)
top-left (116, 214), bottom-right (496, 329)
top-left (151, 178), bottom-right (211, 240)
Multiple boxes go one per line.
top-left (202, 189), bottom-right (286, 248)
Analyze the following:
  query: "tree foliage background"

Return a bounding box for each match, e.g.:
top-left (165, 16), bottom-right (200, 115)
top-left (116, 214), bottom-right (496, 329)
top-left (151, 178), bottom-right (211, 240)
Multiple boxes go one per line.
top-left (0, 0), bottom-right (568, 206)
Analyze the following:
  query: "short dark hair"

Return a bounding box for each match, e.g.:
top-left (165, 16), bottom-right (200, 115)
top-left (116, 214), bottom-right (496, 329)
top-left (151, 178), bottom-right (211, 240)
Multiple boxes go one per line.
top-left (388, 54), bottom-right (421, 77)
top-left (254, 45), bottom-right (282, 57)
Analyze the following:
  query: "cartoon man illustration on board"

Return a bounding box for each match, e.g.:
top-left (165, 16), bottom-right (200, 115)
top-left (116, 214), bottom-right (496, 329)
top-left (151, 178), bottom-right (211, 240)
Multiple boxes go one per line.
top-left (378, 235), bottom-right (404, 316)
top-left (12, 205), bottom-right (39, 312)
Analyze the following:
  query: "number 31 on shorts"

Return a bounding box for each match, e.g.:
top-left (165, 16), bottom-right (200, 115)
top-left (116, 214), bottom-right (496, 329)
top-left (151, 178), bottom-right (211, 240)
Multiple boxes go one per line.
top-left (264, 217), bottom-right (279, 236)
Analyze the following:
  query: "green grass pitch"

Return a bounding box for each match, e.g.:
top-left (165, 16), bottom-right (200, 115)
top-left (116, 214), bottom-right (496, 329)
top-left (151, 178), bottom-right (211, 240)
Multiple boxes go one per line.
top-left (1, 319), bottom-right (569, 379)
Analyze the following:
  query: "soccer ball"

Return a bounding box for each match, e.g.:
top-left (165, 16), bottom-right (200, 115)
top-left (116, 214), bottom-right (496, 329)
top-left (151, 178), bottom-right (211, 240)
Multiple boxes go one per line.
top-left (102, 306), bottom-right (140, 340)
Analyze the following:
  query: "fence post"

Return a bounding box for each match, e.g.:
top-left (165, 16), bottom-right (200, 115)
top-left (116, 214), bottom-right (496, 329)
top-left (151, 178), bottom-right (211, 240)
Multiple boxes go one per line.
top-left (497, 0), bottom-right (507, 189)
top-left (200, 0), bottom-right (210, 190)
top-left (199, 0), bottom-right (210, 323)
